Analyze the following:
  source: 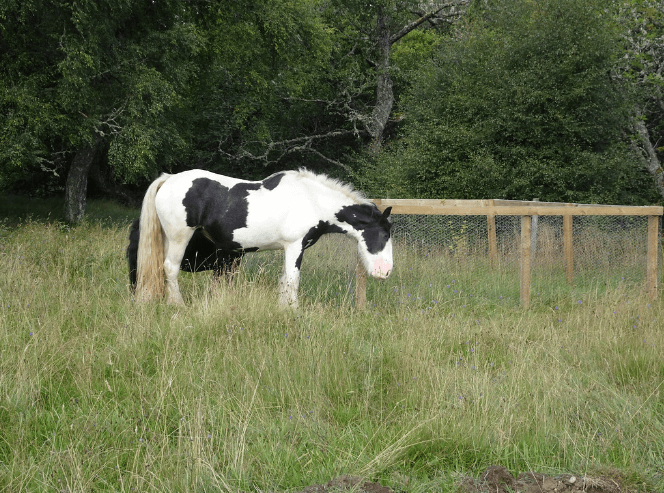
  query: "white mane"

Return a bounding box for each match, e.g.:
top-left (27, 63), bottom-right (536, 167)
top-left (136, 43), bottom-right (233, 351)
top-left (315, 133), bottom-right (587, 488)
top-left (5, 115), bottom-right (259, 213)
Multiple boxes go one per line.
top-left (290, 168), bottom-right (370, 205)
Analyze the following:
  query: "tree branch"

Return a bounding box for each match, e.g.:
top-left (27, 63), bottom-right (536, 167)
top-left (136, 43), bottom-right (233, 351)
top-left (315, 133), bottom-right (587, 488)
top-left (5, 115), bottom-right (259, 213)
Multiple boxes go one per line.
top-left (390, 1), bottom-right (468, 45)
top-left (217, 129), bottom-right (364, 171)
top-left (94, 102), bottom-right (126, 137)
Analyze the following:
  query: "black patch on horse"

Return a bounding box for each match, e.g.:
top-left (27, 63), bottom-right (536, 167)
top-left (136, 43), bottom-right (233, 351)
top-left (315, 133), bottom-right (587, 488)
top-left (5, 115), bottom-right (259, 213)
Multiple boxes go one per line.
top-left (127, 218), bottom-right (140, 287)
top-left (181, 229), bottom-right (244, 274)
top-left (127, 218), bottom-right (244, 289)
top-left (295, 220), bottom-right (345, 270)
top-left (182, 178), bottom-right (261, 251)
top-left (336, 204), bottom-right (392, 254)
top-left (262, 172), bottom-right (285, 190)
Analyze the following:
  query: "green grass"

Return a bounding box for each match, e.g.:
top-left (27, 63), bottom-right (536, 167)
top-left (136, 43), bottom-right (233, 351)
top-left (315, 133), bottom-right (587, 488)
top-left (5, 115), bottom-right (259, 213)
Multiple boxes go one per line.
top-left (1, 198), bottom-right (663, 492)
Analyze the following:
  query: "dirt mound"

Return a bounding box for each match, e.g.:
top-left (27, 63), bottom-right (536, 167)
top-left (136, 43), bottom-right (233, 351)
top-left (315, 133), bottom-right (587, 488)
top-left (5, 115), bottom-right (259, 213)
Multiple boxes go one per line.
top-left (298, 475), bottom-right (394, 493)
top-left (296, 466), bottom-right (625, 493)
top-left (459, 466), bottom-right (623, 493)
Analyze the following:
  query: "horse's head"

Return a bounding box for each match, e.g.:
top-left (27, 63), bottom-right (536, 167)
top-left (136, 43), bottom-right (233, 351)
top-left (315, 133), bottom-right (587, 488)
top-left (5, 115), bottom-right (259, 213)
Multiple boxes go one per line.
top-left (336, 204), bottom-right (394, 279)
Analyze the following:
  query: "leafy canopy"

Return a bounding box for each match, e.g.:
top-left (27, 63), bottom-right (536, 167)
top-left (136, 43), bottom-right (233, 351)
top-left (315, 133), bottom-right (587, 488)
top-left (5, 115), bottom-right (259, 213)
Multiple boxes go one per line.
top-left (366, 0), bottom-right (660, 204)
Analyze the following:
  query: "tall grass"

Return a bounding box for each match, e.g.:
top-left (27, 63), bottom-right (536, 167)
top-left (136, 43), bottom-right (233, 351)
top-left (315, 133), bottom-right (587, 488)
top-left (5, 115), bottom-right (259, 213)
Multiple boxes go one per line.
top-left (1, 198), bottom-right (663, 492)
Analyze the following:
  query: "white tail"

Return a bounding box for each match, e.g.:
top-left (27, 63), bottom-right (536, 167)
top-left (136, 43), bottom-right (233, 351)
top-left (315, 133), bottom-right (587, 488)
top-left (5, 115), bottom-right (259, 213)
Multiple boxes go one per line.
top-left (135, 174), bottom-right (171, 302)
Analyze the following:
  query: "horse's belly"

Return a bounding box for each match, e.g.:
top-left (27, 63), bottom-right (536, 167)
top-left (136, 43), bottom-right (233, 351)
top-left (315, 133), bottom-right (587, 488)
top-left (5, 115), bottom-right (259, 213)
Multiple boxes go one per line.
top-left (231, 228), bottom-right (286, 251)
top-left (232, 213), bottom-right (314, 250)
top-left (235, 189), bottom-right (320, 249)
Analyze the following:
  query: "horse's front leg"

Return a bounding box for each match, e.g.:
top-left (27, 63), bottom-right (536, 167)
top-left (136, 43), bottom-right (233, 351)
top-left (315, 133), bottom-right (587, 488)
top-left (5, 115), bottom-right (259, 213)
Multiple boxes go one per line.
top-left (279, 243), bottom-right (303, 308)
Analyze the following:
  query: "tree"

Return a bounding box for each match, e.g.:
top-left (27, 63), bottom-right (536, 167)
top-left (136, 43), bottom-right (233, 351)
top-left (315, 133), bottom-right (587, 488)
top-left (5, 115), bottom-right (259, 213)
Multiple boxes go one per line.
top-left (210, 0), bottom-right (468, 171)
top-left (182, 0), bottom-right (342, 177)
top-left (0, 0), bottom-right (469, 216)
top-left (364, 0), bottom-right (660, 204)
top-left (614, 0), bottom-right (664, 199)
top-left (335, 0), bottom-right (468, 153)
top-left (1, 0), bottom-right (204, 221)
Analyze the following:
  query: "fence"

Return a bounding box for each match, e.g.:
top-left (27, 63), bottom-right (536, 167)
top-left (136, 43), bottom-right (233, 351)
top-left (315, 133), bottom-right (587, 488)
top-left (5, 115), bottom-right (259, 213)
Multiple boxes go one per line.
top-left (354, 199), bottom-right (663, 308)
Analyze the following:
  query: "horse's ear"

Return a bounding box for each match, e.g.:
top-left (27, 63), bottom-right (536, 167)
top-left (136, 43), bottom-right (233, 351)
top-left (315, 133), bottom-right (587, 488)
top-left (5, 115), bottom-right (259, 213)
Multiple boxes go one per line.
top-left (381, 206), bottom-right (392, 218)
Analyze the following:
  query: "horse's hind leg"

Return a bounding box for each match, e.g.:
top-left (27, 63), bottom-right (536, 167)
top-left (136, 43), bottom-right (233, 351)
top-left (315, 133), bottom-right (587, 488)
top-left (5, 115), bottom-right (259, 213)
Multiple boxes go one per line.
top-left (163, 233), bottom-right (193, 305)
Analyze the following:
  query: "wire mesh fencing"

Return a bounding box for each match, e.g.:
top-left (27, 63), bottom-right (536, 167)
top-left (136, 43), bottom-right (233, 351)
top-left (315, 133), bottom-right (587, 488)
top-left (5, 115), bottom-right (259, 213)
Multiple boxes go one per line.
top-left (372, 201), bottom-right (662, 308)
top-left (394, 213), bottom-right (655, 277)
top-left (393, 214), bottom-right (653, 277)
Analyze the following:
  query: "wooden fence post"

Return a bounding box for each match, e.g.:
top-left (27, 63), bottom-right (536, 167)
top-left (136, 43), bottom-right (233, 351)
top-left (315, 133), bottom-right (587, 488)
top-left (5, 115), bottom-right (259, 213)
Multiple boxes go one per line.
top-left (520, 215), bottom-right (532, 308)
top-left (646, 215), bottom-right (659, 300)
top-left (487, 199), bottom-right (497, 266)
top-left (564, 206), bottom-right (574, 285)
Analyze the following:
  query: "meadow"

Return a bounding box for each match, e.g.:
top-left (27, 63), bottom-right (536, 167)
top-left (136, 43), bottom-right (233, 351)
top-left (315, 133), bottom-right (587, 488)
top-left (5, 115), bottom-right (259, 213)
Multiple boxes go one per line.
top-left (1, 196), bottom-right (663, 492)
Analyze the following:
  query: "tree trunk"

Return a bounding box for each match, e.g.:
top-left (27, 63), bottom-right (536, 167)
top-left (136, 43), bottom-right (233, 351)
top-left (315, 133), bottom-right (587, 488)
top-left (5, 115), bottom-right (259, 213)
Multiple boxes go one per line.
top-left (634, 117), bottom-right (664, 200)
top-left (89, 158), bottom-right (141, 207)
top-left (368, 12), bottom-right (395, 155)
top-left (64, 136), bottom-right (101, 223)
top-left (365, 2), bottom-right (464, 154)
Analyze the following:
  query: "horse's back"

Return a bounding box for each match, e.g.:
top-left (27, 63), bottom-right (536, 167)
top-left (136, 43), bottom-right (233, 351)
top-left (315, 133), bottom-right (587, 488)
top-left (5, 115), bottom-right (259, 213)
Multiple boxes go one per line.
top-left (153, 168), bottom-right (352, 251)
top-left (155, 170), bottom-right (250, 220)
top-left (157, 169), bottom-right (248, 201)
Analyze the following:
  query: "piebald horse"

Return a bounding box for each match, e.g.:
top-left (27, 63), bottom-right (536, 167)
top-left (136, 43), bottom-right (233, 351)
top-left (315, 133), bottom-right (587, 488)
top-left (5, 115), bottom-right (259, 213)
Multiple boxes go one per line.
top-left (131, 168), bottom-right (393, 307)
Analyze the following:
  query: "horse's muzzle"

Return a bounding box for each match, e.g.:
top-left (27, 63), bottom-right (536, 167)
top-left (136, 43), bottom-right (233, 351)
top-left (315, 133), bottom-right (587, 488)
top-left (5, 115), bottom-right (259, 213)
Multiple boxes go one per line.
top-left (371, 258), bottom-right (393, 279)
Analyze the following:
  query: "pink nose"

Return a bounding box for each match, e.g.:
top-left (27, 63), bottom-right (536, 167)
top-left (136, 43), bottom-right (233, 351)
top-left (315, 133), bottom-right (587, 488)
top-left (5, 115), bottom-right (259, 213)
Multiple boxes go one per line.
top-left (372, 258), bottom-right (393, 278)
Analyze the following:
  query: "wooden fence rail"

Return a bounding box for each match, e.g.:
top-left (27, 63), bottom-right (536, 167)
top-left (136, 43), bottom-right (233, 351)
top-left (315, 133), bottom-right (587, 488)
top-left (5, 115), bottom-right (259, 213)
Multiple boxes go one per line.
top-left (355, 199), bottom-right (663, 308)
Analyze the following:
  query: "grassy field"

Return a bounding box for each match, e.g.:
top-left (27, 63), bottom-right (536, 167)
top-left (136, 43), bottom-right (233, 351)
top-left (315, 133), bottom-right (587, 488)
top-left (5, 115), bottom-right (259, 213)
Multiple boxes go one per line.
top-left (1, 196), bottom-right (663, 492)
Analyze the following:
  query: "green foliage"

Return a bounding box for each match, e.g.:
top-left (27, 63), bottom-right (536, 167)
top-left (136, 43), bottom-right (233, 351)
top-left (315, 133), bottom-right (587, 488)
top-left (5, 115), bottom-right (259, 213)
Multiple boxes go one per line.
top-left (614, 0), bottom-right (664, 163)
top-left (366, 0), bottom-right (660, 204)
top-left (0, 0), bottom-right (205, 188)
top-left (390, 29), bottom-right (445, 85)
top-left (188, 0), bottom-right (340, 178)
top-left (2, 0), bottom-right (663, 204)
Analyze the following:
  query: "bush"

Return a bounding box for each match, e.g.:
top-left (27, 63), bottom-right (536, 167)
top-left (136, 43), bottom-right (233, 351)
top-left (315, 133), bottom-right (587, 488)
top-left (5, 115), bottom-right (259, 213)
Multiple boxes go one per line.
top-left (366, 0), bottom-right (660, 204)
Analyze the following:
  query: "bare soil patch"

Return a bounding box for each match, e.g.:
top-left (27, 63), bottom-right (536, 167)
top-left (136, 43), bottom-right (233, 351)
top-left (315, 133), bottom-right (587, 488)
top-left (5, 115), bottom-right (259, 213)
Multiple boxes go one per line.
top-left (458, 466), bottom-right (624, 493)
top-left (297, 475), bottom-right (395, 493)
top-left (296, 466), bottom-right (627, 493)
